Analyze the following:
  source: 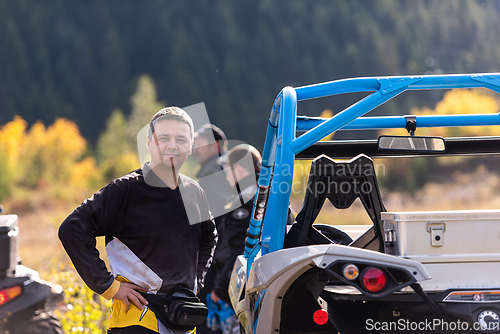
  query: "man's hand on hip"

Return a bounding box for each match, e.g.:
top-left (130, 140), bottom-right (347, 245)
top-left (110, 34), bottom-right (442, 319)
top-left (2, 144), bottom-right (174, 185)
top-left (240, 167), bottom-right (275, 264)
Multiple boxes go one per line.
top-left (113, 282), bottom-right (149, 313)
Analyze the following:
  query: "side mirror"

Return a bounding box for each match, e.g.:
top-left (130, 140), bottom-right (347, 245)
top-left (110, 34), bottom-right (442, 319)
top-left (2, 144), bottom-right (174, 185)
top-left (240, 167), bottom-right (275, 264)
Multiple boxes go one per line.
top-left (378, 135), bottom-right (445, 152)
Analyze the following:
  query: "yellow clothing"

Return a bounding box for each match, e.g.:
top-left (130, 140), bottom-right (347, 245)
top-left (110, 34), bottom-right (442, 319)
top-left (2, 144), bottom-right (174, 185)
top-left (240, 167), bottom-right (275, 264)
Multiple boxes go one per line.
top-left (108, 301), bottom-right (197, 333)
top-left (109, 298), bottom-right (160, 332)
top-left (108, 276), bottom-right (160, 332)
top-left (107, 276), bottom-right (196, 334)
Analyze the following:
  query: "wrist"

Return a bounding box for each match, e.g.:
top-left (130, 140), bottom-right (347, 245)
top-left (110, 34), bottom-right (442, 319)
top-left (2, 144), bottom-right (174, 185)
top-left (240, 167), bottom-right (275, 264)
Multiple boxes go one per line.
top-left (101, 279), bottom-right (121, 300)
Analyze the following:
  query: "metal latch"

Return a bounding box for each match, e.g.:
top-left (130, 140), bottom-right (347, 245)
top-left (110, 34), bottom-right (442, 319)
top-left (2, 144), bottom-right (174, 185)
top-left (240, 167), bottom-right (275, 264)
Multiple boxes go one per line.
top-left (384, 222), bottom-right (396, 247)
top-left (427, 223), bottom-right (445, 247)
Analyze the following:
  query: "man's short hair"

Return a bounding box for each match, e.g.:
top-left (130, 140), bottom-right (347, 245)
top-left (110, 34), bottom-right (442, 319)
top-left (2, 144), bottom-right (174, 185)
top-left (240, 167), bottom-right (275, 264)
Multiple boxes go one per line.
top-left (194, 124), bottom-right (228, 153)
top-left (226, 144), bottom-right (261, 174)
top-left (148, 107), bottom-right (194, 142)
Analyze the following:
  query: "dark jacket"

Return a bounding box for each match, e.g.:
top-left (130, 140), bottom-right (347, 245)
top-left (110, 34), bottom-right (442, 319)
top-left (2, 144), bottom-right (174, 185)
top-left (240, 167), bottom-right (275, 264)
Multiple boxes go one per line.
top-left (196, 155), bottom-right (232, 219)
top-left (212, 176), bottom-right (296, 303)
top-left (196, 154), bottom-right (233, 262)
top-left (213, 176), bottom-right (257, 303)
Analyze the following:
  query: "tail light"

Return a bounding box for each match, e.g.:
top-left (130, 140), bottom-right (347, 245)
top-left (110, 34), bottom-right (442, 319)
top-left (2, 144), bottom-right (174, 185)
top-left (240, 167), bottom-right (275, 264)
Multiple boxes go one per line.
top-left (0, 285), bottom-right (22, 306)
top-left (343, 264), bottom-right (359, 280)
top-left (361, 267), bottom-right (387, 293)
top-left (313, 309), bottom-right (329, 325)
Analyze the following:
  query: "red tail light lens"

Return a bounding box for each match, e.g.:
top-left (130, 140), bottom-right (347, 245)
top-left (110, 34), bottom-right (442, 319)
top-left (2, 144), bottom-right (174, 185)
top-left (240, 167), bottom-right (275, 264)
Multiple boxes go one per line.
top-left (313, 309), bottom-right (329, 325)
top-left (0, 285), bottom-right (22, 306)
top-left (362, 267), bottom-right (387, 293)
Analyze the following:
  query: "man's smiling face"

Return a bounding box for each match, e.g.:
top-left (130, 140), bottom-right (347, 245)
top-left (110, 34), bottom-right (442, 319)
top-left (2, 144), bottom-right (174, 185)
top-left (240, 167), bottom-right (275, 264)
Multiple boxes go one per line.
top-left (147, 119), bottom-right (192, 171)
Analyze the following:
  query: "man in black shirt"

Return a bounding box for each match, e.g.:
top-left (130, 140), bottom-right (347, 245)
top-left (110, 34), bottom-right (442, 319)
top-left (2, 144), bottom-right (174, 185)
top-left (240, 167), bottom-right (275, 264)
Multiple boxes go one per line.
top-left (59, 107), bottom-right (218, 334)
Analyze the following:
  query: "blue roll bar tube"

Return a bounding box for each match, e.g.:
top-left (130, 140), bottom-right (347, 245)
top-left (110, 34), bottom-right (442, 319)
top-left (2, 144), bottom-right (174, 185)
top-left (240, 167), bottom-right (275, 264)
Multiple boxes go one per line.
top-left (244, 73), bottom-right (500, 273)
top-left (243, 94), bottom-right (281, 269)
top-left (296, 113), bottom-right (500, 132)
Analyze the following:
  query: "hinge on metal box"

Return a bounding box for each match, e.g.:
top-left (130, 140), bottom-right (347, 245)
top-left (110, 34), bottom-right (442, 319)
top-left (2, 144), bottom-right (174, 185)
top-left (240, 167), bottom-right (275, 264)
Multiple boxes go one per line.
top-left (427, 223), bottom-right (445, 247)
top-left (384, 222), bottom-right (396, 247)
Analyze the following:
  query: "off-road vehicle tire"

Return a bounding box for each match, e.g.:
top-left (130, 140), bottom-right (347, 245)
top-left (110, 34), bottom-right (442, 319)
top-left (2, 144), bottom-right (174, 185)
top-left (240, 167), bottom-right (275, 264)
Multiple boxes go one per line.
top-left (4, 310), bottom-right (63, 334)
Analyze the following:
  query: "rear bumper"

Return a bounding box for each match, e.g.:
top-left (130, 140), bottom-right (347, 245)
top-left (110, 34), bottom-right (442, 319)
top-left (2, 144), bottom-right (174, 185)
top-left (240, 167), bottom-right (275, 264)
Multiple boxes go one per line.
top-left (322, 287), bottom-right (500, 333)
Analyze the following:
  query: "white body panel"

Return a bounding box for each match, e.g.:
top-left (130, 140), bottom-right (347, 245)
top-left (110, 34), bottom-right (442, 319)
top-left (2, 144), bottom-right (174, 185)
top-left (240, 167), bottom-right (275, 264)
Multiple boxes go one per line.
top-left (228, 255), bottom-right (249, 316)
top-left (230, 244), bottom-right (430, 334)
top-left (247, 244), bottom-right (430, 292)
top-left (231, 211), bottom-right (500, 333)
top-left (418, 262), bottom-right (500, 291)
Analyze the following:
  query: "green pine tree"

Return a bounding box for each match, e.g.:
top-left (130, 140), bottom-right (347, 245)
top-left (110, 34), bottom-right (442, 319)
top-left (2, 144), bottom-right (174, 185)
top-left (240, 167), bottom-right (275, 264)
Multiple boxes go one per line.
top-left (97, 109), bottom-right (131, 163)
top-left (126, 75), bottom-right (164, 144)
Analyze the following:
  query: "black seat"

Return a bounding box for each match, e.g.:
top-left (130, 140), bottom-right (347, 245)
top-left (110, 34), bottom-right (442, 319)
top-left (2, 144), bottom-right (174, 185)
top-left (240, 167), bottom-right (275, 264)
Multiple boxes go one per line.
top-left (286, 154), bottom-right (387, 252)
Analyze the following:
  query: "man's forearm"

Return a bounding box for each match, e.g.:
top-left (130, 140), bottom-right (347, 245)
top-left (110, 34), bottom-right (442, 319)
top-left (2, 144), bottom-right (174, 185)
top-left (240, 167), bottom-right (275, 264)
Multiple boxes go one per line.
top-left (59, 216), bottom-right (116, 296)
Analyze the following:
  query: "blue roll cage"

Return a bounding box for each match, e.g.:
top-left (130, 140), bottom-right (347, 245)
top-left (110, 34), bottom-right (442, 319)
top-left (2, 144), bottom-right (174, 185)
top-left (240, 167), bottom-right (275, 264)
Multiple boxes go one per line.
top-left (244, 73), bottom-right (500, 272)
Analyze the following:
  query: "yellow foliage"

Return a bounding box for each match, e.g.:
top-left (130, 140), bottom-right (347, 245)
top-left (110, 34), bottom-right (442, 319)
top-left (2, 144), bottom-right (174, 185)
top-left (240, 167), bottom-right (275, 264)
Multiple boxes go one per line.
top-left (42, 118), bottom-right (87, 182)
top-left (118, 152), bottom-right (141, 172)
top-left (0, 115), bottom-right (28, 166)
top-left (433, 89), bottom-right (497, 115)
top-left (51, 268), bottom-right (111, 334)
top-left (384, 89), bottom-right (500, 137)
top-left (101, 152), bottom-right (140, 181)
top-left (290, 109), bottom-right (336, 200)
top-left (70, 157), bottom-right (104, 190)
top-left (0, 116), bottom-right (105, 200)
top-left (319, 109), bottom-right (334, 141)
top-left (321, 109), bottom-right (333, 118)
top-left (0, 117), bottom-right (30, 195)
top-left (26, 121), bottom-right (47, 150)
top-left (377, 89), bottom-right (500, 192)
top-left (18, 121), bottom-right (47, 186)
top-left (291, 160), bottom-right (312, 201)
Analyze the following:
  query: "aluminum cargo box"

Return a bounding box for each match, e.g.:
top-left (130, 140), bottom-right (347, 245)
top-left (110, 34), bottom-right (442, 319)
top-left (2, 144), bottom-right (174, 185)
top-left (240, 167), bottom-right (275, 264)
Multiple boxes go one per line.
top-left (382, 210), bottom-right (500, 290)
top-left (382, 210), bottom-right (500, 261)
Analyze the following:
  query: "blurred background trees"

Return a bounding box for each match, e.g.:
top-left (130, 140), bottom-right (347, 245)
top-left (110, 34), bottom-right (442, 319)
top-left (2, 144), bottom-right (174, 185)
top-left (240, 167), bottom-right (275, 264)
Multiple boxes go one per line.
top-left (4, 3), bottom-right (500, 331)
top-left (378, 89), bottom-right (500, 192)
top-left (2, 0), bottom-right (500, 148)
top-left (1, 0), bottom-right (500, 201)
top-left (0, 74), bottom-right (162, 201)
top-left (0, 115), bottom-right (95, 200)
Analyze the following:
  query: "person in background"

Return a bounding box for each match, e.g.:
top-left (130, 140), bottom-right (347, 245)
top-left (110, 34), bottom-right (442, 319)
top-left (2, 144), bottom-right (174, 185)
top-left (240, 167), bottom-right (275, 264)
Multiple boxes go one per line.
top-left (193, 124), bottom-right (233, 334)
top-left (59, 107), bottom-right (217, 334)
top-left (193, 124), bottom-right (233, 221)
top-left (206, 144), bottom-right (262, 334)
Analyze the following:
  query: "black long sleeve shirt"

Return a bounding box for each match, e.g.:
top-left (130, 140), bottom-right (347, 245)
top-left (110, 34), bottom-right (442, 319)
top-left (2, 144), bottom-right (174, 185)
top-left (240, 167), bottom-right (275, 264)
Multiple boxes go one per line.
top-left (59, 164), bottom-right (217, 297)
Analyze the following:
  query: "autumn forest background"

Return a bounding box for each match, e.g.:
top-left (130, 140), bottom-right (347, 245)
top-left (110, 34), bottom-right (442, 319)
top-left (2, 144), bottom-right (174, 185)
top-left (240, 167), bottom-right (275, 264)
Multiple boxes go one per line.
top-left (2, 1), bottom-right (500, 332)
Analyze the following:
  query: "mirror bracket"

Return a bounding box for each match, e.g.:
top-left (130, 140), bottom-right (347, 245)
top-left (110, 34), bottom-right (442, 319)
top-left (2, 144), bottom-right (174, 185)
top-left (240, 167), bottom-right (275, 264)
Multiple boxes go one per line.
top-left (405, 115), bottom-right (417, 136)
